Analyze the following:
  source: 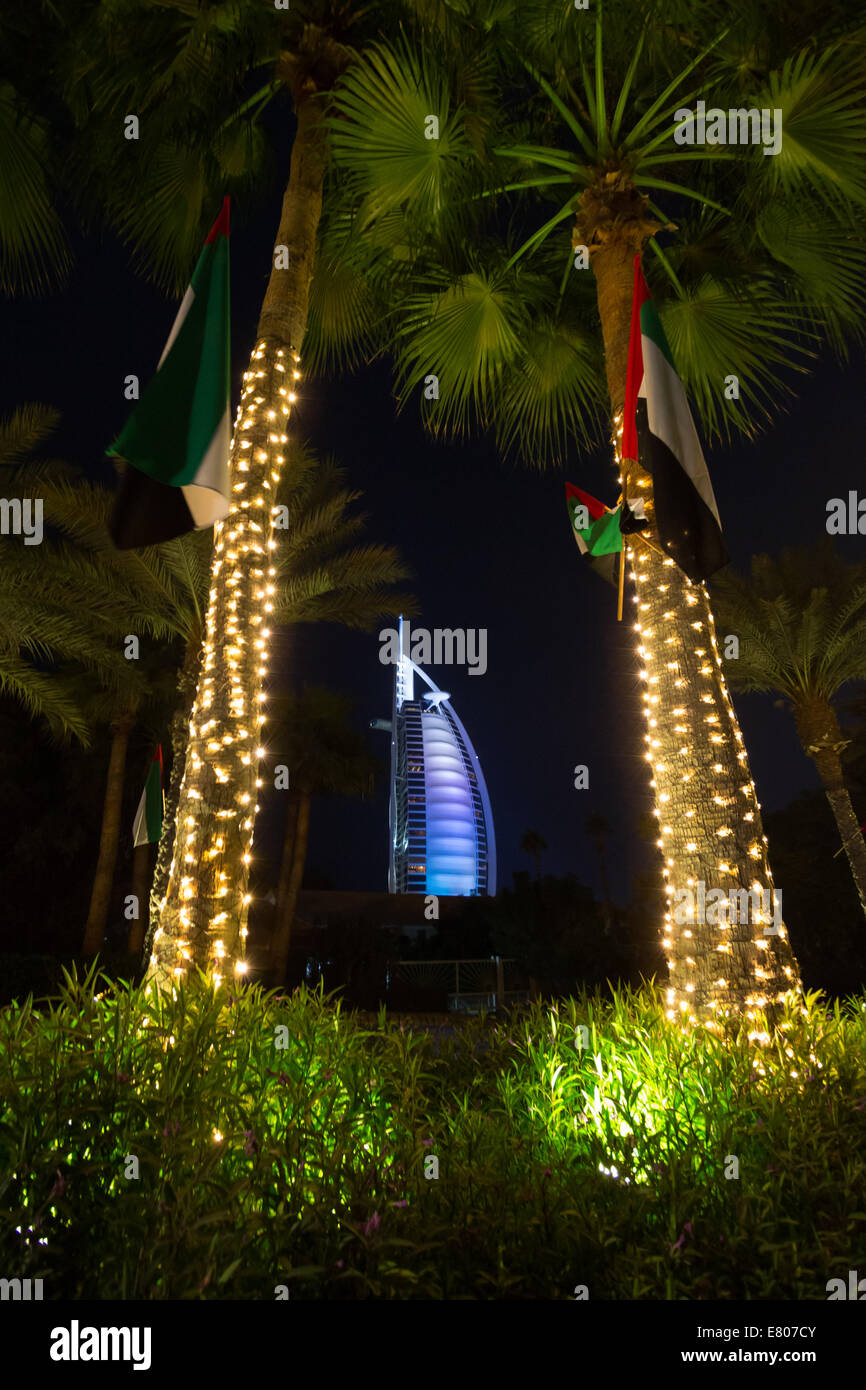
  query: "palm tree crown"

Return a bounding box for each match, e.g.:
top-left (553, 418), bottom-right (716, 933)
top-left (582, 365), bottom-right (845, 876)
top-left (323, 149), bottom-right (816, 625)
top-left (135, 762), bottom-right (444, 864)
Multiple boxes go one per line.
top-left (712, 540), bottom-right (866, 920)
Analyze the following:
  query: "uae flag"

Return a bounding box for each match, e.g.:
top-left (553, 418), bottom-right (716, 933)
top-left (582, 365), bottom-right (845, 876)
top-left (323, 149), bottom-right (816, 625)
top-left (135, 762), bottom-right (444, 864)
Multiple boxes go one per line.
top-left (622, 256), bottom-right (728, 582)
top-left (132, 745), bottom-right (164, 847)
top-left (566, 483), bottom-right (645, 585)
top-left (109, 198), bottom-right (232, 549)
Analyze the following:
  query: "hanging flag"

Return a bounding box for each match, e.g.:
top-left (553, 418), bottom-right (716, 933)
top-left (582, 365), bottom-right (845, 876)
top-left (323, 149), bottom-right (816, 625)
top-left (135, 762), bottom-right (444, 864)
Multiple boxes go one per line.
top-left (622, 256), bottom-right (728, 582)
top-left (109, 197), bottom-right (232, 549)
top-left (132, 745), bottom-right (164, 847)
top-left (566, 483), bottom-right (645, 585)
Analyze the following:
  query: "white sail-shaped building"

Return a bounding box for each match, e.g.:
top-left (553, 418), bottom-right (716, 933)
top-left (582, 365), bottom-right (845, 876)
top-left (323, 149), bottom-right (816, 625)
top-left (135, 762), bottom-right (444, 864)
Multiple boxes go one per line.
top-left (375, 617), bottom-right (496, 896)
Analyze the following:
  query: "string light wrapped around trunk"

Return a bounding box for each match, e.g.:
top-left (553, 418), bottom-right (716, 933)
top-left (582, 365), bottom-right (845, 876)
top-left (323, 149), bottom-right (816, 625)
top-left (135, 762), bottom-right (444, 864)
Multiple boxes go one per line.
top-left (612, 412), bottom-right (802, 1032)
top-left (148, 342), bottom-right (301, 991)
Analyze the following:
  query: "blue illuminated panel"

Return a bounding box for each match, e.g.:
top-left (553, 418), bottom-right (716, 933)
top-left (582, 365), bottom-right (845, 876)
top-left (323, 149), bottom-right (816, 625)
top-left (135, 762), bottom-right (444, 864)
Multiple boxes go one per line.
top-left (384, 620), bottom-right (496, 896)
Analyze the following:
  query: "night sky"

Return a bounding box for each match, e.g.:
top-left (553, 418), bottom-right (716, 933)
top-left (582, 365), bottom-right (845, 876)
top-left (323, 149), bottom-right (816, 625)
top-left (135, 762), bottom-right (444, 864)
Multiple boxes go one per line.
top-left (2, 193), bottom-right (863, 907)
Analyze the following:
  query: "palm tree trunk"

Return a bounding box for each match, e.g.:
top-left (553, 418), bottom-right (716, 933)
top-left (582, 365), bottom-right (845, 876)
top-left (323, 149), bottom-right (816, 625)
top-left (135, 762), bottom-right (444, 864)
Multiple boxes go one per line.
top-left (270, 791), bottom-right (312, 986)
top-left (795, 697), bottom-right (866, 919)
top-left (127, 841), bottom-right (152, 957)
top-left (145, 626), bottom-right (202, 961)
top-left (582, 183), bottom-right (801, 1024)
top-left (147, 93), bottom-right (328, 992)
top-left (595, 839), bottom-right (614, 934)
top-left (82, 712), bottom-right (135, 956)
top-left (275, 795), bottom-right (300, 919)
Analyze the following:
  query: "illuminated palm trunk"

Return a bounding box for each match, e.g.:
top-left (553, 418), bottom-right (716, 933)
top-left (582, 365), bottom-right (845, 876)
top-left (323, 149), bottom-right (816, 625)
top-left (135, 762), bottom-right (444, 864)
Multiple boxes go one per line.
top-left (147, 625), bottom-right (202, 958)
top-left (628, 545), bottom-right (800, 1027)
top-left (147, 98), bottom-right (326, 992)
top-left (583, 182), bottom-right (801, 1026)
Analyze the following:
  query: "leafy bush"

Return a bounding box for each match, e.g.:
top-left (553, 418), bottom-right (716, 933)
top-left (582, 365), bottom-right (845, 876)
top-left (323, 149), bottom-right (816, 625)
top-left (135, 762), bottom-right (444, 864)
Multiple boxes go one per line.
top-left (1, 966), bottom-right (865, 1298)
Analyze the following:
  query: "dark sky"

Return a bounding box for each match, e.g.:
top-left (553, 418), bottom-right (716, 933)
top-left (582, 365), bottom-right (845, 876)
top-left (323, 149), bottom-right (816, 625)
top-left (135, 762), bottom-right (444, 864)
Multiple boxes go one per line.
top-left (2, 200), bottom-right (864, 906)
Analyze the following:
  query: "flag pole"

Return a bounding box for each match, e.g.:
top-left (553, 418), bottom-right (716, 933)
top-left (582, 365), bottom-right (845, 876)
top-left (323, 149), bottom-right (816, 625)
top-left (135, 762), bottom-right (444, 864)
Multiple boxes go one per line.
top-left (633, 531), bottom-right (667, 560)
top-left (617, 462), bottom-right (628, 622)
top-left (833, 823), bottom-right (866, 859)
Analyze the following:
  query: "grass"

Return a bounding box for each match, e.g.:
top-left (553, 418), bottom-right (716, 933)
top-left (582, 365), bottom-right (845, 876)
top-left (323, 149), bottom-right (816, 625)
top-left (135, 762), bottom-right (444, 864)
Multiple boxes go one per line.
top-left (1, 966), bottom-right (865, 1299)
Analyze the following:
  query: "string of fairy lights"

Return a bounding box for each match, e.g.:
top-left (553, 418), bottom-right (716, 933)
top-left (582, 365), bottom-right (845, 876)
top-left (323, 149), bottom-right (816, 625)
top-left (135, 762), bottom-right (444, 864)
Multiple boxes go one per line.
top-left (149, 341), bottom-right (301, 990)
top-left (148, 358), bottom-right (801, 1030)
top-left (612, 410), bottom-right (801, 1035)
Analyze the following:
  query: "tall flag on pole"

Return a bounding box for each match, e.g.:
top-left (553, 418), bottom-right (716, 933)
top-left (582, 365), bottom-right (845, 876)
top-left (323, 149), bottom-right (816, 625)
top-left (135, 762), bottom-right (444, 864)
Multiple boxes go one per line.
top-left (566, 483), bottom-right (646, 586)
top-left (132, 744), bottom-right (164, 847)
top-left (109, 198), bottom-right (232, 549)
top-left (622, 255), bottom-right (728, 582)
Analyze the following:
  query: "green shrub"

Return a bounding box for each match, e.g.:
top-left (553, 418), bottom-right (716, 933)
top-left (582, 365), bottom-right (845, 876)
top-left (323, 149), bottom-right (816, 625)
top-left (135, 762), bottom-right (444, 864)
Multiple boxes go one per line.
top-left (1, 965), bottom-right (865, 1299)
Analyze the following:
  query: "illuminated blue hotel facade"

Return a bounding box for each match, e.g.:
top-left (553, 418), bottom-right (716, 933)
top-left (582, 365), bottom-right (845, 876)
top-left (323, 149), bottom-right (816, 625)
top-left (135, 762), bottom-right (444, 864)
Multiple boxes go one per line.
top-left (377, 618), bottom-right (496, 897)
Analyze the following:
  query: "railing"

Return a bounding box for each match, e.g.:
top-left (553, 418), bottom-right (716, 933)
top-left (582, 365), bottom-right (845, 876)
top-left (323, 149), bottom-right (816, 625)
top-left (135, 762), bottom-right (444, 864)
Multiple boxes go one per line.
top-left (386, 957), bottom-right (530, 1013)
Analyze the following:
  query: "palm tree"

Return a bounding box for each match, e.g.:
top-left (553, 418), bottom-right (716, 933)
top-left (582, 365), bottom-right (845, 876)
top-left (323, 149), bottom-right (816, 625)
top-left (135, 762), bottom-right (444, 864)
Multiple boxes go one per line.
top-left (520, 829), bottom-right (547, 881)
top-left (0, 408), bottom-right (191, 953)
top-left (142, 439), bottom-right (414, 965)
top-left (265, 686), bottom-right (380, 986)
top-left (0, 549), bottom-right (118, 747)
top-left (711, 541), bottom-right (866, 924)
top-left (326, 0), bottom-right (866, 1023)
top-left (0, 412), bottom-right (155, 755)
top-left (19, 469), bottom-right (211, 952)
top-left (0, 5), bottom-right (75, 294)
top-left (0, 408), bottom-right (143, 744)
top-left (585, 813), bottom-right (614, 932)
top-left (271, 439), bottom-right (416, 634)
top-left (55, 0), bottom-right (438, 990)
top-left (16, 438), bottom-right (412, 962)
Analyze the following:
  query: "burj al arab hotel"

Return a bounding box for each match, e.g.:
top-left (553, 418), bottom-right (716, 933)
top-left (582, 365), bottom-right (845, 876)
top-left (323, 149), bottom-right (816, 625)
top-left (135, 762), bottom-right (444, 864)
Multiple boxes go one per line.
top-left (373, 617), bottom-right (496, 897)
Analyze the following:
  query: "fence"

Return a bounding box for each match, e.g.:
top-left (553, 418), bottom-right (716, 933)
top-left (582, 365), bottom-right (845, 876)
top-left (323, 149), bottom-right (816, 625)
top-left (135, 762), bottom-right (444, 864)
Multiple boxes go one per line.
top-left (385, 957), bottom-right (530, 1013)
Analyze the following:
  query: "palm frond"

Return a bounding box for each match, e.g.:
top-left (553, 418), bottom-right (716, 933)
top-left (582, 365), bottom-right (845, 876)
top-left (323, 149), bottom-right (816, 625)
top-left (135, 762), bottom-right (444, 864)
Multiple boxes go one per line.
top-left (757, 45), bottom-right (866, 214)
top-left (392, 266), bottom-right (532, 438)
top-left (0, 403), bottom-right (61, 467)
top-left (495, 316), bottom-right (606, 463)
top-left (0, 656), bottom-right (91, 744)
top-left (658, 272), bottom-right (815, 442)
top-left (0, 83), bottom-right (72, 294)
top-left (303, 248), bottom-right (385, 373)
top-left (711, 543), bottom-right (866, 706)
top-left (754, 197), bottom-right (866, 355)
top-left (276, 583), bottom-right (418, 632)
top-left (327, 38), bottom-right (480, 238)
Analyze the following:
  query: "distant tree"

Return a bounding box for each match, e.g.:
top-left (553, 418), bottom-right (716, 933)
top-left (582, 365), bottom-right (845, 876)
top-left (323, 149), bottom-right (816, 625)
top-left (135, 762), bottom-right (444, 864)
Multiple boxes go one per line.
top-left (474, 873), bottom-right (626, 998)
top-left (520, 829), bottom-right (547, 881)
top-left (20, 470), bottom-right (210, 954)
top-left (0, 408), bottom-right (137, 744)
top-left (584, 812), bottom-right (614, 932)
top-left (763, 791), bottom-right (866, 1000)
top-left (712, 541), bottom-right (866, 923)
top-left (267, 687), bottom-right (381, 985)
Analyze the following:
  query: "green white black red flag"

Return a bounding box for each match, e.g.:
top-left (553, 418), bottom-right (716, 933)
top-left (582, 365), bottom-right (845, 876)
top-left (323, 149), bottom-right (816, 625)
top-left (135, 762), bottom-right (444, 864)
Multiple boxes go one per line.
top-left (132, 744), bottom-right (164, 847)
top-left (109, 198), bottom-right (231, 549)
top-left (566, 483), bottom-right (646, 585)
top-left (622, 256), bottom-right (728, 582)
